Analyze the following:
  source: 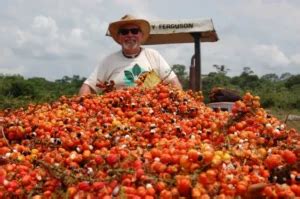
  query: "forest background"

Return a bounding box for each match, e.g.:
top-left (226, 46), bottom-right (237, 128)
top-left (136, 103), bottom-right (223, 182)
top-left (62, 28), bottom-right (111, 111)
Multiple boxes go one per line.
top-left (1, 64), bottom-right (299, 130)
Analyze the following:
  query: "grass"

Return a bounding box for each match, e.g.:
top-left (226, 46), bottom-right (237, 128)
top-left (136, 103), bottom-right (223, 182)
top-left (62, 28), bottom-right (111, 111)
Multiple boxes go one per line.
top-left (267, 108), bottom-right (300, 132)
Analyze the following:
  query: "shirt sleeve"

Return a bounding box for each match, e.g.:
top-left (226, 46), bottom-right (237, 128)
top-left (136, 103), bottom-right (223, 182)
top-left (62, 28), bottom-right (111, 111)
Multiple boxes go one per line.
top-left (152, 49), bottom-right (177, 81)
top-left (84, 58), bottom-right (109, 93)
top-left (84, 52), bottom-right (122, 93)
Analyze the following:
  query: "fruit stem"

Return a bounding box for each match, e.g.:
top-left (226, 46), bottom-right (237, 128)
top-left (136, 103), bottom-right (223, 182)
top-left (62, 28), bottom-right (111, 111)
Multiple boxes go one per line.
top-left (0, 126), bottom-right (12, 150)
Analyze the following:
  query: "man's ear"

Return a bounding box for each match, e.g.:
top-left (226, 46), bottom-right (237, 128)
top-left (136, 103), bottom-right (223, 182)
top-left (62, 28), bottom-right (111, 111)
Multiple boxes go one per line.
top-left (138, 32), bottom-right (144, 42)
top-left (116, 35), bottom-right (121, 44)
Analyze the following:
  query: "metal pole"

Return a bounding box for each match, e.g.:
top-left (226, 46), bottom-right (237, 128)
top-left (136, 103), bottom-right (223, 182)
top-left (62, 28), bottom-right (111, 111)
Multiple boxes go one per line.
top-left (189, 55), bottom-right (196, 91)
top-left (191, 33), bottom-right (201, 91)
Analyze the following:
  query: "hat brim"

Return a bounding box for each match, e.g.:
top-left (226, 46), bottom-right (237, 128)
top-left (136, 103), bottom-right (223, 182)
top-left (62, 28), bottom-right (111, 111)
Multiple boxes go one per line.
top-left (108, 19), bottom-right (150, 44)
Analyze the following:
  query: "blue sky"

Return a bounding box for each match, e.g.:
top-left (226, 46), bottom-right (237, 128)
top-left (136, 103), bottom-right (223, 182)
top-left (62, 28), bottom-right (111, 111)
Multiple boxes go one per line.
top-left (1, 0), bottom-right (300, 80)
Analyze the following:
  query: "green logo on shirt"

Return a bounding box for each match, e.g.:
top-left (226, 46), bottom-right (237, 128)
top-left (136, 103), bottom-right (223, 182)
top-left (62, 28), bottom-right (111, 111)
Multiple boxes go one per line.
top-left (124, 64), bottom-right (146, 86)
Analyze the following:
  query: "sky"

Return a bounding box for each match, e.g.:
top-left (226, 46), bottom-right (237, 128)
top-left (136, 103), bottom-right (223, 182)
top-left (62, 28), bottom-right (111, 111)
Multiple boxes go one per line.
top-left (1, 0), bottom-right (300, 81)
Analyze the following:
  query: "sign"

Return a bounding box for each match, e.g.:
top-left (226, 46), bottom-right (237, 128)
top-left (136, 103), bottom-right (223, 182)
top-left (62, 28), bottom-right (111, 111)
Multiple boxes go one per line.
top-left (144, 19), bottom-right (218, 45)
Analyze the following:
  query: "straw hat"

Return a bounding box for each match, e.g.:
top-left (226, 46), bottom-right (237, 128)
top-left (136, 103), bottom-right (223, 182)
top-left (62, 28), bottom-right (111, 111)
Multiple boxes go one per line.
top-left (108, 14), bottom-right (150, 44)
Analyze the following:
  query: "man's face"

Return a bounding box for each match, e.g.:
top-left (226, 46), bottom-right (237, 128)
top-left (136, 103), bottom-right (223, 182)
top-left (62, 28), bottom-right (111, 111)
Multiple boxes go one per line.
top-left (117, 24), bottom-right (143, 51)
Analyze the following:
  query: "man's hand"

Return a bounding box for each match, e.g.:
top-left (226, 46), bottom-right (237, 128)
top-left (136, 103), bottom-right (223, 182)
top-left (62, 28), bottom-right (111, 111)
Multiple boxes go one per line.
top-left (244, 183), bottom-right (267, 199)
top-left (168, 77), bottom-right (182, 89)
top-left (79, 84), bottom-right (95, 96)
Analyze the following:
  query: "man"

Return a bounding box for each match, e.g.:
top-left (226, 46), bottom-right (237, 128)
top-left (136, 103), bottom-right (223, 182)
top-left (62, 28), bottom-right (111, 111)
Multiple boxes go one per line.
top-left (79, 14), bottom-right (182, 96)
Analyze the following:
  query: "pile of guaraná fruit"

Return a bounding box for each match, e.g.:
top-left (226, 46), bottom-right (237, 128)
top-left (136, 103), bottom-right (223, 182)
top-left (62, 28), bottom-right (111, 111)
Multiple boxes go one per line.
top-left (0, 83), bottom-right (299, 198)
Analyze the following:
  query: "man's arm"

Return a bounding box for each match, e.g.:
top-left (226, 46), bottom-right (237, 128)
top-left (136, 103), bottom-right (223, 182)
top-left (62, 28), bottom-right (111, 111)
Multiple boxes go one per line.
top-left (147, 49), bottom-right (182, 89)
top-left (245, 183), bottom-right (267, 199)
top-left (79, 83), bottom-right (96, 96)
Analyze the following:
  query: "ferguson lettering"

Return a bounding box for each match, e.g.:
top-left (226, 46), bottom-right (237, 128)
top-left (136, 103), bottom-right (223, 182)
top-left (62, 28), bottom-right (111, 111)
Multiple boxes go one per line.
top-left (158, 23), bottom-right (194, 29)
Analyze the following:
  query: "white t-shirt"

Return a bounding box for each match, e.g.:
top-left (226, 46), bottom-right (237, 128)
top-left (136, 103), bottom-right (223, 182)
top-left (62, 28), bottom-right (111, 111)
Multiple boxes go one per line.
top-left (84, 48), bottom-right (177, 92)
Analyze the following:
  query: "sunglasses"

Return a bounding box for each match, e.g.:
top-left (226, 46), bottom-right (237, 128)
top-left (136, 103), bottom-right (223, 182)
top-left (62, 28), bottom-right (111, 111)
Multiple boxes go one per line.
top-left (118, 28), bottom-right (141, 35)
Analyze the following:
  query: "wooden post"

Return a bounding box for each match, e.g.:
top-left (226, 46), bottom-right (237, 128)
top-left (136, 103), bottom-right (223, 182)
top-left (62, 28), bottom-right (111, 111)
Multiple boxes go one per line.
top-left (189, 55), bottom-right (196, 91)
top-left (191, 33), bottom-right (202, 91)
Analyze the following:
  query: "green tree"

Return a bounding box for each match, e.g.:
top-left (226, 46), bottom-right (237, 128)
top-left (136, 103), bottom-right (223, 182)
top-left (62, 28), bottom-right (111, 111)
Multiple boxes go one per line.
top-left (0, 75), bottom-right (36, 98)
top-left (285, 74), bottom-right (300, 89)
top-left (231, 67), bottom-right (260, 90)
top-left (261, 73), bottom-right (279, 82)
top-left (0, 74), bottom-right (86, 110)
top-left (172, 64), bottom-right (189, 89)
top-left (280, 72), bottom-right (292, 80)
top-left (213, 64), bottom-right (229, 75)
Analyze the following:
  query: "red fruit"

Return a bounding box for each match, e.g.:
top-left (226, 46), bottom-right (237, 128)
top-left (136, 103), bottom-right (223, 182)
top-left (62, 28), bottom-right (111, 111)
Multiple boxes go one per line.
top-left (227, 126), bottom-right (236, 134)
top-left (158, 92), bottom-right (169, 99)
top-left (121, 178), bottom-right (132, 186)
top-left (264, 154), bottom-right (283, 169)
top-left (21, 174), bottom-right (31, 186)
top-left (198, 173), bottom-right (209, 184)
top-left (67, 186), bottom-right (77, 197)
top-left (160, 189), bottom-right (172, 199)
top-left (146, 186), bottom-right (156, 196)
top-left (77, 181), bottom-right (90, 191)
top-left (176, 178), bottom-right (191, 197)
top-left (282, 150), bottom-right (297, 164)
top-left (150, 148), bottom-right (161, 158)
top-left (291, 184), bottom-right (300, 196)
top-left (171, 154), bottom-right (180, 164)
top-left (187, 149), bottom-right (199, 162)
top-left (171, 187), bottom-right (179, 198)
top-left (133, 160), bottom-right (143, 169)
top-left (236, 181), bottom-right (248, 195)
top-left (135, 168), bottom-right (145, 179)
top-left (94, 155), bottom-right (104, 164)
top-left (156, 181), bottom-right (166, 192)
top-left (0, 146), bottom-right (10, 155)
top-left (160, 153), bottom-right (172, 164)
top-left (101, 195), bottom-right (112, 199)
top-left (119, 150), bottom-right (128, 159)
top-left (179, 155), bottom-right (191, 170)
top-left (202, 151), bottom-right (214, 163)
top-left (0, 176), bottom-right (5, 185)
top-left (235, 121), bottom-right (246, 131)
top-left (106, 154), bottom-right (119, 166)
top-left (178, 105), bottom-right (187, 113)
top-left (0, 191), bottom-right (4, 199)
top-left (92, 181), bottom-right (105, 190)
top-left (6, 180), bottom-right (18, 191)
top-left (43, 190), bottom-right (52, 198)
top-left (135, 186), bottom-right (146, 197)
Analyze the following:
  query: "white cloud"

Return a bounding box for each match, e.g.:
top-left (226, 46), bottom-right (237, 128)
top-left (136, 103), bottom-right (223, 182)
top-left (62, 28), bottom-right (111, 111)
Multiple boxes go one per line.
top-left (12, 16), bottom-right (90, 60)
top-left (290, 53), bottom-right (300, 65)
top-left (113, 0), bottom-right (153, 19)
top-left (70, 28), bottom-right (83, 39)
top-left (1, 0), bottom-right (300, 80)
top-left (68, 28), bottom-right (87, 47)
top-left (16, 29), bottom-right (28, 46)
top-left (0, 64), bottom-right (25, 75)
top-left (44, 43), bottom-right (65, 55)
top-left (252, 44), bottom-right (290, 67)
top-left (85, 17), bottom-right (104, 33)
top-left (0, 48), bottom-right (13, 63)
top-left (32, 15), bottom-right (58, 38)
